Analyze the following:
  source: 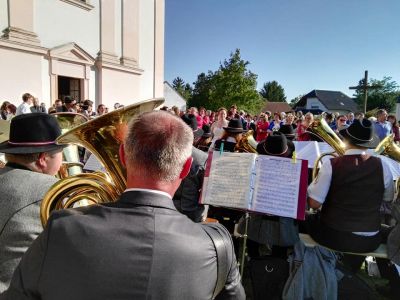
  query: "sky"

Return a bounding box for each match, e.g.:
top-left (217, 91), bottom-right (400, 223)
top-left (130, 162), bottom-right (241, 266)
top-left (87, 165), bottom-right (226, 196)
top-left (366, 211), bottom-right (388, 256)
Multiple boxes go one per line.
top-left (164, 0), bottom-right (400, 102)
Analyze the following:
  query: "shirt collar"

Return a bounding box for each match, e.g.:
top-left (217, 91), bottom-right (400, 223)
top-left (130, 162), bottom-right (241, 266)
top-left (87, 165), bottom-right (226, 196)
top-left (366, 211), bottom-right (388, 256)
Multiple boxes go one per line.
top-left (124, 188), bottom-right (172, 200)
top-left (345, 149), bottom-right (367, 155)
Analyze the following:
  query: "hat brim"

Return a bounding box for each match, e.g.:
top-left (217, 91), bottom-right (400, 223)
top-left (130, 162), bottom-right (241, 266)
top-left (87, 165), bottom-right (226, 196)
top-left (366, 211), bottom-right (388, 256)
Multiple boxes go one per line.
top-left (339, 129), bottom-right (380, 149)
top-left (202, 133), bottom-right (212, 138)
top-left (0, 141), bottom-right (66, 154)
top-left (223, 126), bottom-right (244, 133)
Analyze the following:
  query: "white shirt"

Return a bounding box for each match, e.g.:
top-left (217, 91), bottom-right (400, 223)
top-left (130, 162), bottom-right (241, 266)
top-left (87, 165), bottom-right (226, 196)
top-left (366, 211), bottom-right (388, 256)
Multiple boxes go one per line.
top-left (124, 188), bottom-right (172, 200)
top-left (307, 149), bottom-right (394, 236)
top-left (16, 102), bottom-right (32, 116)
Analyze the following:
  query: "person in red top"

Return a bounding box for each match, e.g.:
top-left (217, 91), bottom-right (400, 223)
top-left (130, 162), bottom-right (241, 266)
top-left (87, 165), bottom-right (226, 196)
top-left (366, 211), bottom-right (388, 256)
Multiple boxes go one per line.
top-left (296, 112), bottom-right (314, 141)
top-left (190, 107), bottom-right (203, 129)
top-left (388, 114), bottom-right (400, 143)
top-left (199, 107), bottom-right (210, 125)
top-left (256, 113), bottom-right (269, 142)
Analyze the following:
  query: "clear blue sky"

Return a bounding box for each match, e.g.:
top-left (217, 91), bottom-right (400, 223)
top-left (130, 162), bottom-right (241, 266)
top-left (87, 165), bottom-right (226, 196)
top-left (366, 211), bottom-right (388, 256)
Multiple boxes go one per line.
top-left (165, 0), bottom-right (400, 102)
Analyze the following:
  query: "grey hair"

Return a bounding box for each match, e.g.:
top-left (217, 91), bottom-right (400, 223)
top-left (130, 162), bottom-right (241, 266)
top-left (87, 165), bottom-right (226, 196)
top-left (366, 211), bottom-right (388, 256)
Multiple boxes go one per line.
top-left (124, 111), bottom-right (193, 181)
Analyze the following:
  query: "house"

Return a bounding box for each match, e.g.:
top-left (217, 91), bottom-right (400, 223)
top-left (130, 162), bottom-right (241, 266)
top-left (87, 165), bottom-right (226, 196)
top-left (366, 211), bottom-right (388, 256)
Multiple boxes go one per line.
top-left (163, 81), bottom-right (186, 111)
top-left (262, 102), bottom-right (293, 114)
top-left (294, 90), bottom-right (359, 115)
top-left (0, 0), bottom-right (164, 110)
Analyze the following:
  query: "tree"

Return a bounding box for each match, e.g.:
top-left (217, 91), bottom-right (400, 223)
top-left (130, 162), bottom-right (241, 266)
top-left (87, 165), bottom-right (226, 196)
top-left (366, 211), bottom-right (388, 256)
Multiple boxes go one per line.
top-left (259, 81), bottom-right (287, 102)
top-left (289, 95), bottom-right (304, 108)
top-left (188, 49), bottom-right (263, 114)
top-left (352, 76), bottom-right (400, 112)
top-left (172, 77), bottom-right (192, 100)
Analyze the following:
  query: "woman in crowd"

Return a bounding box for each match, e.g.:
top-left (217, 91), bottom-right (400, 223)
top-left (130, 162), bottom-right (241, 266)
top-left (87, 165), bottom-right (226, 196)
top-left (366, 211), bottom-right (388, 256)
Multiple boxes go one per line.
top-left (190, 107), bottom-right (203, 129)
top-left (334, 114), bottom-right (348, 133)
top-left (194, 124), bottom-right (213, 152)
top-left (97, 104), bottom-right (106, 116)
top-left (6, 104), bottom-right (16, 121)
top-left (1, 101), bottom-right (10, 120)
top-left (268, 113), bottom-right (283, 133)
top-left (388, 114), bottom-right (400, 143)
top-left (256, 113), bottom-right (269, 142)
top-left (296, 112), bottom-right (314, 141)
top-left (199, 107), bottom-right (210, 125)
top-left (285, 112), bottom-right (297, 129)
top-left (210, 107), bottom-right (229, 148)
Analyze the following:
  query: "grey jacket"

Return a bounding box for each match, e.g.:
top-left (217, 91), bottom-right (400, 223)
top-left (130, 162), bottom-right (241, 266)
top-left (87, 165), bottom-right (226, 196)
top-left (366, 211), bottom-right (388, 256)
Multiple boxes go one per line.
top-left (0, 166), bottom-right (57, 293)
top-left (283, 241), bottom-right (339, 300)
top-left (2, 190), bottom-right (245, 300)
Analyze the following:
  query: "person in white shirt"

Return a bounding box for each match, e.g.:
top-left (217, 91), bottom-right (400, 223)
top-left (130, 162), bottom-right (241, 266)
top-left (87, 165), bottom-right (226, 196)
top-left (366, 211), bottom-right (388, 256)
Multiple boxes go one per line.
top-left (15, 93), bottom-right (34, 116)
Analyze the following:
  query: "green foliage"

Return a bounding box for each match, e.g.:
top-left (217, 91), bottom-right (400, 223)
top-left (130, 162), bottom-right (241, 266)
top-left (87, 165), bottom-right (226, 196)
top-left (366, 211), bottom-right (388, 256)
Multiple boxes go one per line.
top-left (172, 77), bottom-right (192, 100)
top-left (353, 76), bottom-right (400, 112)
top-left (289, 94), bottom-right (304, 107)
top-left (187, 49), bottom-right (264, 114)
top-left (259, 81), bottom-right (287, 102)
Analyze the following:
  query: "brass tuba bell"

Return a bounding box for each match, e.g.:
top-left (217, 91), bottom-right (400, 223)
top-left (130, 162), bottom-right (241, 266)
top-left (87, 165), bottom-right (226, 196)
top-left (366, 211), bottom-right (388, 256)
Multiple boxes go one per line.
top-left (40, 98), bottom-right (164, 226)
top-left (234, 130), bottom-right (258, 153)
top-left (307, 117), bottom-right (346, 180)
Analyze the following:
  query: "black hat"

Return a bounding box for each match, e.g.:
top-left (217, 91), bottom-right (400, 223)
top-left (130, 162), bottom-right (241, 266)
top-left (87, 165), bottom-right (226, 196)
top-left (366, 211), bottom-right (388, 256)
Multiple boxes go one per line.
top-left (202, 124), bottom-right (212, 137)
top-left (223, 118), bottom-right (244, 133)
top-left (181, 114), bottom-right (204, 139)
top-left (257, 132), bottom-right (294, 158)
top-left (0, 113), bottom-right (65, 154)
top-left (279, 124), bottom-right (295, 140)
top-left (339, 119), bottom-right (379, 148)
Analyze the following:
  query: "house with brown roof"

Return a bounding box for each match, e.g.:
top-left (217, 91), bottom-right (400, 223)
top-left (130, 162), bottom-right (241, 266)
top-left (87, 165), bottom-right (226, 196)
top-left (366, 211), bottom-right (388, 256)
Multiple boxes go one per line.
top-left (294, 90), bottom-right (359, 115)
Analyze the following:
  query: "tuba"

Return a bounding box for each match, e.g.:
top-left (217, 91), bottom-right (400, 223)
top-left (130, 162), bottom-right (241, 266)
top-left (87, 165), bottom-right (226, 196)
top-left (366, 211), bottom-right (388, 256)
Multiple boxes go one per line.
top-left (374, 134), bottom-right (400, 161)
top-left (52, 113), bottom-right (88, 177)
top-left (234, 130), bottom-right (258, 153)
top-left (40, 98), bottom-right (164, 226)
top-left (307, 117), bottom-right (346, 180)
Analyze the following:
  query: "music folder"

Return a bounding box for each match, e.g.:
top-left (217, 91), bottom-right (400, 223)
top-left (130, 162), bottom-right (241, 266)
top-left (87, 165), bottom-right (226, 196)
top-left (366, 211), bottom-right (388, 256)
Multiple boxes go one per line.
top-left (200, 151), bottom-right (308, 220)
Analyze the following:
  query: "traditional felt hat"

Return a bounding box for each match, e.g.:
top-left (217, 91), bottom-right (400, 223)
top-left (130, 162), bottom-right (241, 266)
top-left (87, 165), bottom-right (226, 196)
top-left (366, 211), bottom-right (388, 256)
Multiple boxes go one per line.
top-left (339, 119), bottom-right (379, 149)
top-left (279, 124), bottom-right (295, 140)
top-left (223, 118), bottom-right (244, 133)
top-left (0, 113), bottom-right (65, 154)
top-left (257, 132), bottom-right (294, 158)
top-left (202, 124), bottom-right (212, 138)
top-left (181, 114), bottom-right (204, 139)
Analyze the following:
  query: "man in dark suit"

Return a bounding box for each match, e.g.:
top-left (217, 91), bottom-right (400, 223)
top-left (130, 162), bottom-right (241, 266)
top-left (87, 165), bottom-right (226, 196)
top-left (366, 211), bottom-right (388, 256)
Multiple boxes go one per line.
top-left (0, 113), bottom-right (64, 292)
top-left (2, 111), bottom-right (245, 300)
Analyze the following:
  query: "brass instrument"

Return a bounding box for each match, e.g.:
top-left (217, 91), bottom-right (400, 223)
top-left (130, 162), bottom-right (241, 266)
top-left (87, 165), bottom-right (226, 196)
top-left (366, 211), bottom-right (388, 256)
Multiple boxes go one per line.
top-left (234, 130), bottom-right (258, 153)
top-left (307, 118), bottom-right (346, 180)
top-left (0, 119), bottom-right (10, 168)
top-left (40, 98), bottom-right (164, 226)
top-left (53, 113), bottom-right (88, 177)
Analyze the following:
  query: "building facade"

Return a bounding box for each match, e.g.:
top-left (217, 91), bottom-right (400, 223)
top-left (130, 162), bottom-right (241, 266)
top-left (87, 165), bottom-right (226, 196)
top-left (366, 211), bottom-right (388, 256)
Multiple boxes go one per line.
top-left (0, 0), bottom-right (164, 109)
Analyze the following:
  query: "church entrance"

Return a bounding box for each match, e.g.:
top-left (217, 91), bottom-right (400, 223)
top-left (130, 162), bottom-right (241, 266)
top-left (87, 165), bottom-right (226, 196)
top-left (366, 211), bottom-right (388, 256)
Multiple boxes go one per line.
top-left (58, 76), bottom-right (82, 101)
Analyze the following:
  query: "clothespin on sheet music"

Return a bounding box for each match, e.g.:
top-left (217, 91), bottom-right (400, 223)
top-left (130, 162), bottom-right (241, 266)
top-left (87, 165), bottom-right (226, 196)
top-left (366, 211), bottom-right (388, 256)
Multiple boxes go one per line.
top-left (220, 142), bottom-right (224, 155)
top-left (292, 150), bottom-right (297, 164)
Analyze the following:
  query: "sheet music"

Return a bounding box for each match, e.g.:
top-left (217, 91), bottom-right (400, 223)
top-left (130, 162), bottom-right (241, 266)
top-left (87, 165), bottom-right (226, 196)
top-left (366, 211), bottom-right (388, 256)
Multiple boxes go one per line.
top-left (202, 152), bottom-right (256, 209)
top-left (252, 156), bottom-right (302, 218)
top-left (83, 154), bottom-right (106, 172)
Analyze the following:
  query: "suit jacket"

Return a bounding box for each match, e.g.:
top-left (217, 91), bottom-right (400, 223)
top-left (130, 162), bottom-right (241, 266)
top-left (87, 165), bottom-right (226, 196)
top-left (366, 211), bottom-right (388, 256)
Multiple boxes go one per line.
top-left (0, 166), bottom-right (58, 292)
top-left (2, 191), bottom-right (245, 300)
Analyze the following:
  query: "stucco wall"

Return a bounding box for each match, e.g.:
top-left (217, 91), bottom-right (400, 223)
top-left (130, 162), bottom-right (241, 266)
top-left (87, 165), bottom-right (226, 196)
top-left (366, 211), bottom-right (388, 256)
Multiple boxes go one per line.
top-left (306, 97), bottom-right (328, 111)
top-left (0, 0), bottom-right (8, 32)
top-left (100, 68), bottom-right (141, 108)
top-left (34, 0), bottom-right (100, 57)
top-left (0, 48), bottom-right (43, 105)
top-left (163, 83), bottom-right (186, 111)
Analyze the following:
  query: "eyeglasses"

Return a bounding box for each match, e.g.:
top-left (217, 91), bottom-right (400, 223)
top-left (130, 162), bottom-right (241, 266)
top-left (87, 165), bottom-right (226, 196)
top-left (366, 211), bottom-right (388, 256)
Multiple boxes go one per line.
top-left (339, 119), bottom-right (346, 122)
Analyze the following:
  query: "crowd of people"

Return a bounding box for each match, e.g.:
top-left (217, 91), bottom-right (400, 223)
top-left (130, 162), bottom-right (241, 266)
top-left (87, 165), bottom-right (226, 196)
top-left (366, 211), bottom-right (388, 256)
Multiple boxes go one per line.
top-left (1, 93), bottom-right (400, 299)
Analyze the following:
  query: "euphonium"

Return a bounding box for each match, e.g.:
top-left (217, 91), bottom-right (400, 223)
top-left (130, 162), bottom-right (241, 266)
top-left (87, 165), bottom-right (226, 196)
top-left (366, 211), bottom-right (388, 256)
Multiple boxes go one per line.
top-left (53, 112), bottom-right (88, 178)
top-left (234, 130), bottom-right (258, 153)
top-left (307, 117), bottom-right (346, 180)
top-left (40, 98), bottom-right (164, 226)
top-left (374, 134), bottom-right (400, 161)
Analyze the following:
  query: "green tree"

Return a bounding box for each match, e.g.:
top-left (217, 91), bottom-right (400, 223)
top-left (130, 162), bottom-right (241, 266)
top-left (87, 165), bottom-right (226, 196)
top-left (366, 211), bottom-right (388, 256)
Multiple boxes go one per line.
top-left (259, 81), bottom-right (287, 102)
top-left (172, 77), bottom-right (192, 100)
top-left (289, 94), bottom-right (303, 107)
top-left (188, 49), bottom-right (263, 114)
top-left (353, 76), bottom-right (400, 112)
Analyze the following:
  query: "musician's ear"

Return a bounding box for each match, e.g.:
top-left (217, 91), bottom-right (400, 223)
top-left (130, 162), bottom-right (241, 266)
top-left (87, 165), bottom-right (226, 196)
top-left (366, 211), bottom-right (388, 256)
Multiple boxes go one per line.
top-left (179, 157), bottom-right (193, 179)
top-left (119, 144), bottom-right (126, 167)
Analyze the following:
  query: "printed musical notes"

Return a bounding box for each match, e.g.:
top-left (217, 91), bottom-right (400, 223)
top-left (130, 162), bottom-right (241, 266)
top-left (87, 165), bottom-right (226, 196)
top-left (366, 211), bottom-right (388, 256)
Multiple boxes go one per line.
top-left (252, 156), bottom-right (302, 218)
top-left (200, 151), bottom-right (308, 219)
